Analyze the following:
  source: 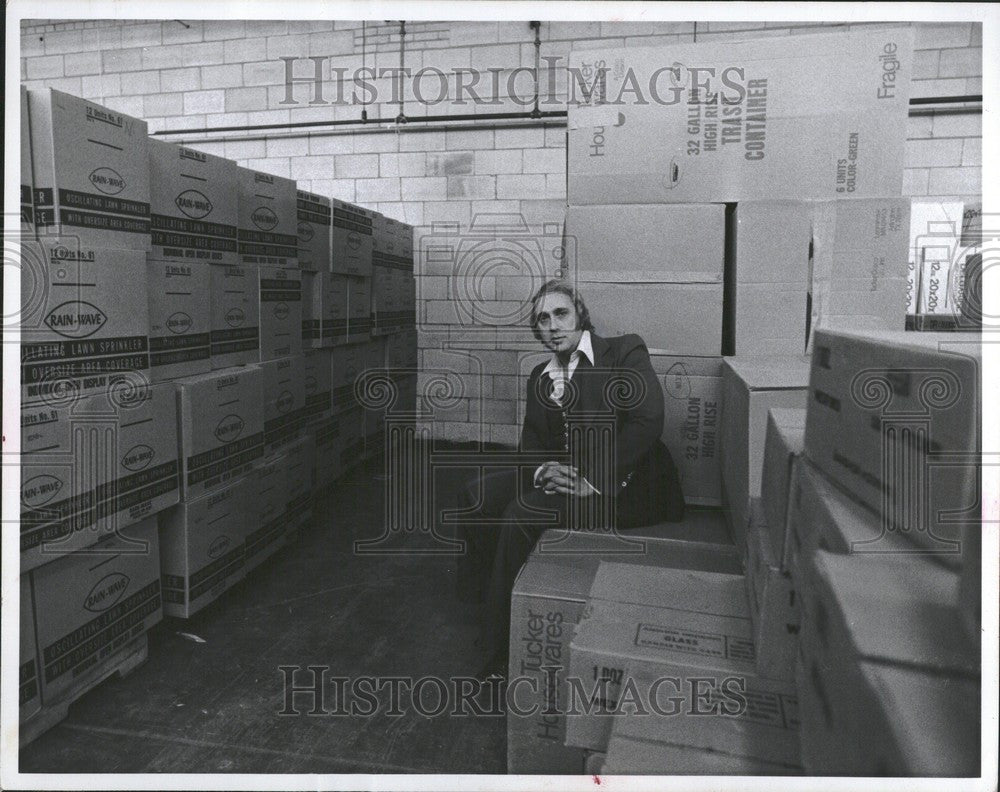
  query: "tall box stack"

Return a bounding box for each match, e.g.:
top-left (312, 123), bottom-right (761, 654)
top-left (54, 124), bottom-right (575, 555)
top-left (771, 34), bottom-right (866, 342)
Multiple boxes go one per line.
top-left (564, 204), bottom-right (724, 355)
top-left (302, 350), bottom-right (339, 487)
top-left (371, 213), bottom-right (397, 336)
top-left (347, 275), bottom-right (372, 344)
top-left (28, 88), bottom-right (151, 250)
top-left (720, 357), bottom-right (810, 549)
top-left (566, 30), bottom-right (913, 204)
top-left (295, 189), bottom-right (331, 271)
top-left (330, 345), bottom-right (366, 472)
top-left (362, 337), bottom-right (388, 458)
top-left (147, 139), bottom-right (239, 381)
top-left (314, 271), bottom-right (349, 348)
top-left (651, 354), bottom-right (724, 506)
top-left (237, 167), bottom-right (298, 269)
top-left (804, 329), bottom-right (979, 567)
top-left (398, 221), bottom-right (416, 329)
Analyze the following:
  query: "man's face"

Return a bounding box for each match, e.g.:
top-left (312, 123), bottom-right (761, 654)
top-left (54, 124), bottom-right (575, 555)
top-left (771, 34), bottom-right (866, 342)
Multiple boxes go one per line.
top-left (534, 291), bottom-right (583, 356)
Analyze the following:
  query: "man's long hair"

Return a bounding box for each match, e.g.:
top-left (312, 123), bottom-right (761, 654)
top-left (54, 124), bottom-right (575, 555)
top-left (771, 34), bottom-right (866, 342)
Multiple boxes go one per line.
top-left (529, 279), bottom-right (594, 342)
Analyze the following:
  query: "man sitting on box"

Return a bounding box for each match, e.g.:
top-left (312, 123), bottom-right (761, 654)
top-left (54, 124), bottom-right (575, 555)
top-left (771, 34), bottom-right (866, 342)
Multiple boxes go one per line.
top-left (457, 279), bottom-right (685, 679)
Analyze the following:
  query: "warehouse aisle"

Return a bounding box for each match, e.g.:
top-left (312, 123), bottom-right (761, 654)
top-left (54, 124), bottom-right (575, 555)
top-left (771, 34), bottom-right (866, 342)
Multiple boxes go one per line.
top-left (20, 459), bottom-right (505, 775)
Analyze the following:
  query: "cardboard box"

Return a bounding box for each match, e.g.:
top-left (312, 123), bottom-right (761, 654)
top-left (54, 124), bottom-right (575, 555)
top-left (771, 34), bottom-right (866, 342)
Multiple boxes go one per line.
top-left (744, 499), bottom-right (797, 682)
top-left (159, 478), bottom-right (248, 617)
top-left (146, 257), bottom-right (211, 382)
top-left (20, 382), bottom-right (180, 573)
top-left (21, 86), bottom-right (34, 235)
top-left (785, 458), bottom-right (912, 585)
top-left (330, 345), bottom-right (366, 412)
top-left (262, 355), bottom-right (305, 455)
top-left (175, 365), bottom-right (264, 500)
top-left (296, 189), bottom-right (332, 271)
top-left (565, 204), bottom-right (724, 283)
top-left (258, 265), bottom-right (303, 361)
top-left (331, 198), bottom-right (374, 277)
top-left (302, 350), bottom-right (333, 427)
top-left (720, 356), bottom-right (810, 550)
top-left (566, 29), bottom-right (913, 204)
top-left (237, 167), bottom-right (298, 268)
top-left (28, 88), bottom-right (150, 249)
top-left (507, 525), bottom-right (743, 774)
top-left (804, 549), bottom-right (977, 678)
top-left (384, 328), bottom-right (418, 372)
top-left (728, 202), bottom-right (812, 356)
top-left (148, 139), bottom-right (239, 266)
top-left (21, 241), bottom-right (150, 405)
top-left (565, 562), bottom-right (799, 760)
top-left (283, 435), bottom-right (315, 542)
top-left (909, 200), bottom-right (964, 264)
top-left (243, 456), bottom-right (287, 573)
top-left (580, 281), bottom-right (723, 356)
top-left (805, 329), bottom-right (980, 565)
top-left (809, 197), bottom-right (910, 346)
top-left (760, 407), bottom-right (806, 565)
top-left (653, 355), bottom-right (724, 506)
top-left (848, 661), bottom-right (980, 776)
top-left (20, 575), bottom-right (41, 722)
top-left (316, 272), bottom-right (350, 347)
top-left (362, 338), bottom-right (387, 453)
top-left (31, 518), bottom-right (162, 702)
top-left (347, 276), bottom-right (372, 343)
top-left (209, 263), bottom-right (260, 368)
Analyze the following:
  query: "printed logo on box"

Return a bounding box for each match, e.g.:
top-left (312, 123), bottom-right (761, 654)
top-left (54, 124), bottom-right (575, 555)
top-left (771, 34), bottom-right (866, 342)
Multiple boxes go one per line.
top-left (21, 474), bottom-right (64, 508)
top-left (274, 303), bottom-right (289, 320)
top-left (252, 207), bottom-right (278, 231)
top-left (89, 167), bottom-right (126, 195)
top-left (347, 232), bottom-right (361, 251)
top-left (121, 444), bottom-right (155, 472)
top-left (209, 535), bottom-right (231, 559)
top-left (214, 414), bottom-right (245, 443)
top-left (297, 222), bottom-right (314, 241)
top-left (175, 189), bottom-right (213, 219)
top-left (277, 390), bottom-right (294, 413)
top-left (167, 312), bottom-right (193, 334)
top-left (84, 573), bottom-right (131, 613)
top-left (225, 308), bottom-right (246, 327)
top-left (44, 301), bottom-right (107, 339)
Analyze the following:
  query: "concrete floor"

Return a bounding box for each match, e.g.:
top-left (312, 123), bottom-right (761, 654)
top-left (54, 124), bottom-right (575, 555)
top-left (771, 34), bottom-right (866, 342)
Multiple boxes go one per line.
top-left (20, 456), bottom-right (505, 774)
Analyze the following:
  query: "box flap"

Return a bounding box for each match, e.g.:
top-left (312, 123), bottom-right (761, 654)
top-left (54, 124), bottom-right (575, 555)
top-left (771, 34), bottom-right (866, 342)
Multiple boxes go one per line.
top-left (723, 356), bottom-right (812, 390)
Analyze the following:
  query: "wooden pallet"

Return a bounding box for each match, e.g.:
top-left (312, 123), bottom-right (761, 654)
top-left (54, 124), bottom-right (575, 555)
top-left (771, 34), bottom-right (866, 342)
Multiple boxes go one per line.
top-left (19, 633), bottom-right (149, 749)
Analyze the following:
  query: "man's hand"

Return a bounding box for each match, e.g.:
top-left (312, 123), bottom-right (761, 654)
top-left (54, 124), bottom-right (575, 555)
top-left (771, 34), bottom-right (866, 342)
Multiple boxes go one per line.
top-left (536, 462), bottom-right (597, 497)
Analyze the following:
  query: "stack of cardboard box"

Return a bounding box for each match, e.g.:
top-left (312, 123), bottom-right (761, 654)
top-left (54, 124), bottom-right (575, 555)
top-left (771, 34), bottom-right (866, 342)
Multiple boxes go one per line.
top-left (20, 88), bottom-right (169, 743)
top-left (563, 29), bottom-right (915, 551)
top-left (757, 328), bottom-right (981, 774)
top-left (18, 87), bottom-right (418, 744)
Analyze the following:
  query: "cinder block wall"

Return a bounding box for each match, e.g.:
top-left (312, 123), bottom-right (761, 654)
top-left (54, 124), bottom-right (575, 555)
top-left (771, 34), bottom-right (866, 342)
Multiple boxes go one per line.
top-left (21, 19), bottom-right (982, 445)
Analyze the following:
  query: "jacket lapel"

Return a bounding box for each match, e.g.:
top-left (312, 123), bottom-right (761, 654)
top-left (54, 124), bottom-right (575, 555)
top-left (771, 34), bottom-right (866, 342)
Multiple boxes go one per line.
top-left (578, 333), bottom-right (610, 413)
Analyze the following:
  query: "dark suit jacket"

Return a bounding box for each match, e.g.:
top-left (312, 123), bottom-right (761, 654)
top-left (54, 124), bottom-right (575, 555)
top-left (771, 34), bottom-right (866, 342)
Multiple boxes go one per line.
top-left (520, 333), bottom-right (685, 525)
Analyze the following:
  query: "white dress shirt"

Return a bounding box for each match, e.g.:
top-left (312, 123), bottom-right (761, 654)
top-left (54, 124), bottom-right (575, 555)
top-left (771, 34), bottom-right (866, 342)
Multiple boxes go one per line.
top-left (534, 331), bottom-right (600, 494)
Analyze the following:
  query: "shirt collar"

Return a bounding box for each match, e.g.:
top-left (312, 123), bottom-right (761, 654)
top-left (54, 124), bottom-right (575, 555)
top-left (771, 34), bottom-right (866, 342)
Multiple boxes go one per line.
top-left (542, 330), bottom-right (594, 376)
